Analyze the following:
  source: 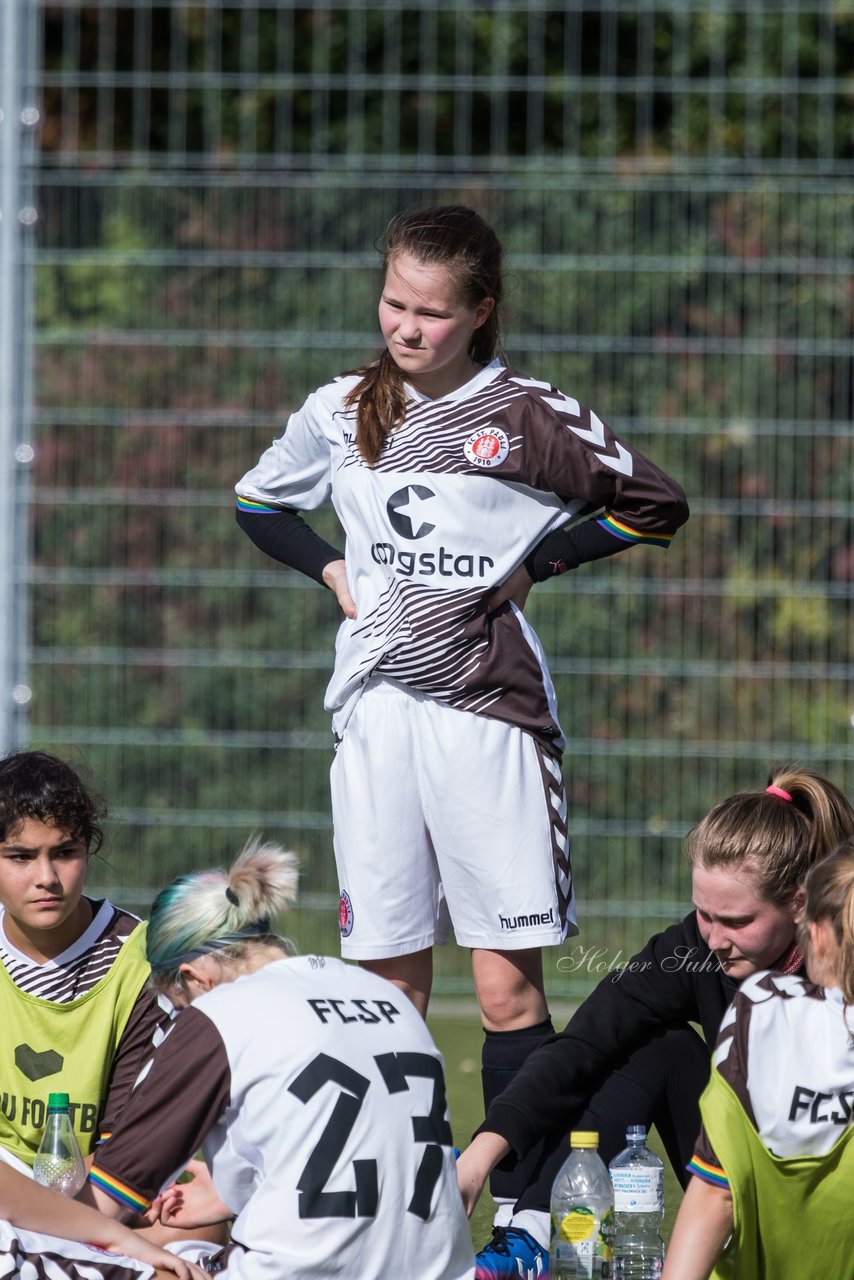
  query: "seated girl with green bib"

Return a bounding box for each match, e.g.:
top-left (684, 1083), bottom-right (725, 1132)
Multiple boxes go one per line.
top-left (0, 751), bottom-right (165, 1173)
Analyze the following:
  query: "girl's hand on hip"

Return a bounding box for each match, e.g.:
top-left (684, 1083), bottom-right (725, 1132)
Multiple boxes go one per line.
top-left (487, 563), bottom-right (533, 614)
top-left (322, 559), bottom-right (357, 619)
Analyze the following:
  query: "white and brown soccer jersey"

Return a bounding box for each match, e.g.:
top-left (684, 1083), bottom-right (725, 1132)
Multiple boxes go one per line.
top-left (0, 900), bottom-right (139, 1004)
top-left (89, 957), bottom-right (475, 1280)
top-left (689, 971), bottom-right (854, 1188)
top-left (236, 361), bottom-right (688, 754)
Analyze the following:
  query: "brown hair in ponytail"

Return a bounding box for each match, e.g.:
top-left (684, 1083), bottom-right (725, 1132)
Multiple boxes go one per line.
top-left (344, 205), bottom-right (505, 465)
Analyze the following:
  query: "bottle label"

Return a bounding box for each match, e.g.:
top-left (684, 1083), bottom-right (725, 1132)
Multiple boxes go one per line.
top-left (557, 1205), bottom-right (596, 1244)
top-left (610, 1166), bottom-right (662, 1212)
top-left (553, 1207), bottom-right (614, 1277)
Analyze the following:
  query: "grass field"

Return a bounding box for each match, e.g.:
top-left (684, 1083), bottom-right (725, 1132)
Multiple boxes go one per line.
top-left (429, 1009), bottom-right (684, 1253)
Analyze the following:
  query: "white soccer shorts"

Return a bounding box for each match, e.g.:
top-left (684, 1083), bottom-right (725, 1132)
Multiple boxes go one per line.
top-left (331, 677), bottom-right (577, 958)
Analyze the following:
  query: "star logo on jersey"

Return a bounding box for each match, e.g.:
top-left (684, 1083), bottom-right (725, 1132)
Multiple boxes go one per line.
top-left (464, 426), bottom-right (510, 469)
top-left (386, 485), bottom-right (436, 540)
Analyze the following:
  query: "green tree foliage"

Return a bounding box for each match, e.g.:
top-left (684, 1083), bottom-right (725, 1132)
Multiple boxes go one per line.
top-left (39, 5), bottom-right (854, 164)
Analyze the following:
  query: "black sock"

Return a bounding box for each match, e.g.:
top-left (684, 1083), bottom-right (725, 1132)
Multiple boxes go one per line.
top-left (481, 1018), bottom-right (554, 1204)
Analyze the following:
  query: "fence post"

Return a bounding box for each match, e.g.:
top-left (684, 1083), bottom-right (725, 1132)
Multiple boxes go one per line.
top-left (0, 0), bottom-right (36, 755)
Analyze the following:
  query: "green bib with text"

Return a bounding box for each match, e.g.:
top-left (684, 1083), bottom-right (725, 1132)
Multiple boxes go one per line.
top-left (701, 1066), bottom-right (854, 1280)
top-left (0, 921), bottom-right (150, 1165)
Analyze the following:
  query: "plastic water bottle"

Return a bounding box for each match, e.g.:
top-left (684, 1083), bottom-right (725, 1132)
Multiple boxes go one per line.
top-left (549, 1130), bottom-right (615, 1278)
top-left (608, 1125), bottom-right (665, 1278)
top-left (32, 1093), bottom-right (86, 1196)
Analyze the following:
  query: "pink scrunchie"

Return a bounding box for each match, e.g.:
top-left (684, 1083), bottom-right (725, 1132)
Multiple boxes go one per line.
top-left (766, 784), bottom-right (792, 801)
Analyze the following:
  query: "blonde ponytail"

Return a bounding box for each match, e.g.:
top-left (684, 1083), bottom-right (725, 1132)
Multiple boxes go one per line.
top-left (685, 765), bottom-right (854, 904)
top-left (146, 836), bottom-right (299, 989)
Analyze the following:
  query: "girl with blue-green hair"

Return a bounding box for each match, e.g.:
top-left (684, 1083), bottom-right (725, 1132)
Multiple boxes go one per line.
top-left (143, 835), bottom-right (299, 999)
top-left (78, 837), bottom-right (477, 1280)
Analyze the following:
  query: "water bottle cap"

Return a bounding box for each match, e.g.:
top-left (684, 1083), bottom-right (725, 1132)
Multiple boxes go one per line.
top-left (627, 1124), bottom-right (647, 1142)
top-left (569, 1130), bottom-right (599, 1148)
top-left (47, 1092), bottom-right (70, 1110)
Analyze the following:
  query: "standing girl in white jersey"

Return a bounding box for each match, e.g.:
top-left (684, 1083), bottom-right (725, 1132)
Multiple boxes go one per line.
top-left (662, 839), bottom-right (854, 1280)
top-left (234, 205), bottom-right (689, 1213)
top-left (80, 838), bottom-right (475, 1280)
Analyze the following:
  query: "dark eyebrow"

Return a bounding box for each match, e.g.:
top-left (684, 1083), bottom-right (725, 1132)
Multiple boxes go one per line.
top-left (1, 836), bottom-right (84, 852)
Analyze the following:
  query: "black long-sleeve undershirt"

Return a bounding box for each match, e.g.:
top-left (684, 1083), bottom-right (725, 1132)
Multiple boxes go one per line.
top-left (235, 506), bottom-right (344, 586)
top-left (523, 519), bottom-right (631, 582)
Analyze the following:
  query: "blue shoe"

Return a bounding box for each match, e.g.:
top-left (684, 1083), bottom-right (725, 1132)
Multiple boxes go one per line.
top-left (475, 1226), bottom-right (549, 1279)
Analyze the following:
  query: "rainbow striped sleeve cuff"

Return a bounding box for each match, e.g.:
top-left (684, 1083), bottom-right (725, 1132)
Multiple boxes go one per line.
top-left (597, 514), bottom-right (675, 548)
top-left (88, 1167), bottom-right (151, 1213)
top-left (236, 496), bottom-right (280, 514)
top-left (687, 1155), bottom-right (730, 1189)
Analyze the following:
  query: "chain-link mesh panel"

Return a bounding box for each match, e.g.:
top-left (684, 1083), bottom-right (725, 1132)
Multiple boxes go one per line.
top-left (18, 2), bottom-right (854, 992)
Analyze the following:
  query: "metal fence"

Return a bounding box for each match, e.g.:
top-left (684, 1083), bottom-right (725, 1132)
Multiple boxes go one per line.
top-left (3, 1), bottom-right (853, 993)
